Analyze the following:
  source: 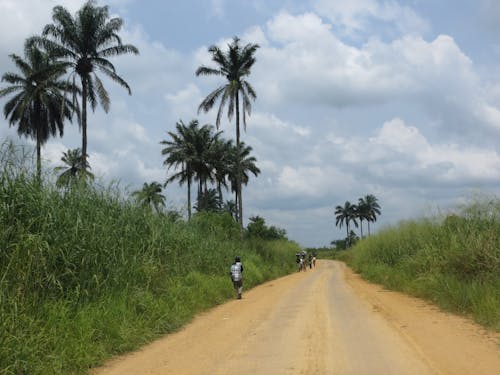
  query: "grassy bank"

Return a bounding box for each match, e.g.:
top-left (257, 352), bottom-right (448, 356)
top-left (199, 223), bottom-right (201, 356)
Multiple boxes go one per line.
top-left (343, 197), bottom-right (500, 331)
top-left (0, 143), bottom-right (300, 374)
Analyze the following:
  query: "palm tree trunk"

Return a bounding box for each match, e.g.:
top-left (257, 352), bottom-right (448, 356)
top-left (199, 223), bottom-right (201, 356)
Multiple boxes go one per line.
top-left (81, 76), bottom-right (88, 170)
top-left (235, 91), bottom-right (243, 234)
top-left (217, 181), bottom-right (223, 206)
top-left (360, 219), bottom-right (364, 238)
top-left (36, 126), bottom-right (41, 183)
top-left (187, 177), bottom-right (191, 220)
top-left (368, 221), bottom-right (371, 236)
top-left (198, 180), bottom-right (202, 205)
top-left (346, 221), bottom-right (350, 247)
top-left (33, 103), bottom-right (42, 183)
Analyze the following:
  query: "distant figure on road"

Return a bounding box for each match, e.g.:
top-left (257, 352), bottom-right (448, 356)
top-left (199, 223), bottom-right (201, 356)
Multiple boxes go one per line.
top-left (230, 256), bottom-right (244, 299)
top-left (312, 254), bottom-right (316, 268)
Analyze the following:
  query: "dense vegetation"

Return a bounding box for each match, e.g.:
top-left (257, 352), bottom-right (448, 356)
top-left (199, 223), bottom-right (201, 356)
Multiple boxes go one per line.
top-left (0, 143), bottom-right (300, 374)
top-left (337, 197), bottom-right (500, 331)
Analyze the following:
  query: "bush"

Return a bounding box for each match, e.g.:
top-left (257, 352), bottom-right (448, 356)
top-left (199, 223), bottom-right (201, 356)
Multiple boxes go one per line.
top-left (346, 196), bottom-right (500, 330)
top-left (0, 142), bottom-right (301, 374)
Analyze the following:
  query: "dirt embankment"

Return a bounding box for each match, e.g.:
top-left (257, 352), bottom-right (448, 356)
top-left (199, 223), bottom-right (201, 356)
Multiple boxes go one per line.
top-left (93, 260), bottom-right (500, 375)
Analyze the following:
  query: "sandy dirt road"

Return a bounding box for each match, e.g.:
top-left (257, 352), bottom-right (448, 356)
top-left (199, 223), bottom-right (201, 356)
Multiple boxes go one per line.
top-left (93, 260), bottom-right (499, 375)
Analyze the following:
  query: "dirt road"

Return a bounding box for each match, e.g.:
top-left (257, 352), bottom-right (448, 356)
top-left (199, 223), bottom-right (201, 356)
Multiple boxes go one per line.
top-left (93, 260), bottom-right (499, 374)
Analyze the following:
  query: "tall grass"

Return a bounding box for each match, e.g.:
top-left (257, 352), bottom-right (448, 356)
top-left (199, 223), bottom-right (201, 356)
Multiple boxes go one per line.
top-left (346, 197), bottom-right (500, 331)
top-left (0, 142), bottom-right (300, 374)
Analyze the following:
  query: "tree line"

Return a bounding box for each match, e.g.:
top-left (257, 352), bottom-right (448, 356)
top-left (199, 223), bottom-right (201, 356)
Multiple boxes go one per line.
top-left (334, 194), bottom-right (381, 248)
top-left (0, 1), bottom-right (273, 238)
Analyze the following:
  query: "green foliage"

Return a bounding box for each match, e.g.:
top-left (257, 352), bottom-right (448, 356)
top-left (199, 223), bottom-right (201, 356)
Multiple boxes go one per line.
top-left (0, 142), bottom-right (299, 374)
top-left (346, 197), bottom-right (500, 330)
top-left (246, 215), bottom-right (287, 240)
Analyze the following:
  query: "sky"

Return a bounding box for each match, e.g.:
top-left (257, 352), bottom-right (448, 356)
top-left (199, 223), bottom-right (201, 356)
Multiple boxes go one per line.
top-left (1, 0), bottom-right (500, 247)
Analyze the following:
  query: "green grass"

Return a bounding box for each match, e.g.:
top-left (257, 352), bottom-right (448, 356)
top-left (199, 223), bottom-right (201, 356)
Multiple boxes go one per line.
top-left (345, 197), bottom-right (500, 331)
top-left (0, 142), bottom-right (300, 374)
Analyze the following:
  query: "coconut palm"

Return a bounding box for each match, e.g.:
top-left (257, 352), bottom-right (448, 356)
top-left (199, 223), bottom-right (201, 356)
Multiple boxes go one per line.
top-left (54, 148), bottom-right (94, 187)
top-left (29, 0), bottom-right (139, 169)
top-left (132, 181), bottom-right (166, 214)
top-left (196, 36), bottom-right (259, 229)
top-left (0, 45), bottom-right (78, 181)
top-left (364, 194), bottom-right (381, 235)
top-left (335, 201), bottom-right (358, 247)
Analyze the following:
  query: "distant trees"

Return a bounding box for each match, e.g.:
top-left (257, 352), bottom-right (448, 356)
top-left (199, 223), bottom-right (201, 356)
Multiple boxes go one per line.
top-left (334, 194), bottom-right (381, 247)
top-left (131, 181), bottom-right (166, 214)
top-left (54, 148), bottom-right (94, 187)
top-left (246, 215), bottom-right (287, 240)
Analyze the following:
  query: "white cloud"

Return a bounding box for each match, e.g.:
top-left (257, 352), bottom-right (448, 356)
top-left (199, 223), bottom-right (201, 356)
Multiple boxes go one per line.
top-left (313, 0), bottom-right (429, 36)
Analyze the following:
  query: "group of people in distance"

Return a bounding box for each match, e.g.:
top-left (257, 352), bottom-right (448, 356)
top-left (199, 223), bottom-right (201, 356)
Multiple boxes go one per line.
top-left (296, 251), bottom-right (316, 272)
top-left (229, 251), bottom-right (317, 300)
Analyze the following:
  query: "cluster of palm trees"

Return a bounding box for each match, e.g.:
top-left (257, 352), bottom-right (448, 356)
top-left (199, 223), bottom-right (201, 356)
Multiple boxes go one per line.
top-left (160, 119), bottom-right (260, 220)
top-left (0, 1), bottom-right (138, 183)
top-left (335, 194), bottom-right (381, 246)
top-left (1, 2), bottom-right (262, 232)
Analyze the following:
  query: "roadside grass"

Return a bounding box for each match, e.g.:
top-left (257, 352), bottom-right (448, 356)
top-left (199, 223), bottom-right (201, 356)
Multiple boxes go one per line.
top-left (345, 198), bottom-right (500, 331)
top-left (0, 142), bottom-right (300, 374)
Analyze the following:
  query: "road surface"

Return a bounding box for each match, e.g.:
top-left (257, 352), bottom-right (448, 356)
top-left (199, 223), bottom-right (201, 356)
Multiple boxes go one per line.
top-left (93, 260), bottom-right (499, 374)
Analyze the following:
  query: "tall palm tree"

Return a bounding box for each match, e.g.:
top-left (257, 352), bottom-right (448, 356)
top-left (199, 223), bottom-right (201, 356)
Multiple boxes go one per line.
top-left (196, 36), bottom-right (259, 229)
top-left (227, 142), bottom-right (260, 218)
top-left (54, 148), bottom-right (94, 187)
top-left (357, 197), bottom-right (371, 238)
top-left (161, 120), bottom-right (195, 219)
top-left (0, 45), bottom-right (77, 181)
top-left (335, 201), bottom-right (358, 247)
top-left (190, 123), bottom-right (220, 199)
top-left (209, 137), bottom-right (233, 205)
top-left (364, 194), bottom-right (381, 235)
top-left (132, 181), bottom-right (166, 214)
top-left (29, 0), bottom-right (139, 169)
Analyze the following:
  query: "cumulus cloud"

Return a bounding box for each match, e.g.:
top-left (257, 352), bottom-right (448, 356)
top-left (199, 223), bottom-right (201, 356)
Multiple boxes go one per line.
top-left (313, 0), bottom-right (430, 36)
top-left (2, 1), bottom-right (500, 246)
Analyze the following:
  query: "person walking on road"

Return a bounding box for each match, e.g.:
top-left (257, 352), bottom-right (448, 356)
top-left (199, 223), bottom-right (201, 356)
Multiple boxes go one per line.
top-left (230, 256), bottom-right (244, 299)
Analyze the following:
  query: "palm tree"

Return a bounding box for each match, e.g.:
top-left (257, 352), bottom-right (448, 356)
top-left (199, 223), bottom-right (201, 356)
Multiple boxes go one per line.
top-left (357, 197), bottom-right (371, 238)
top-left (364, 194), bottom-right (381, 235)
top-left (335, 201), bottom-right (358, 247)
top-left (29, 1), bottom-right (139, 169)
top-left (227, 142), bottom-right (260, 218)
top-left (190, 123), bottom-right (220, 200)
top-left (0, 45), bottom-right (77, 181)
top-left (210, 137), bottom-right (233, 205)
top-left (194, 188), bottom-right (221, 213)
top-left (161, 120), bottom-right (220, 219)
top-left (132, 181), bottom-right (166, 214)
top-left (161, 120), bottom-right (195, 219)
top-left (54, 148), bottom-right (94, 187)
top-left (196, 36), bottom-right (259, 229)
top-left (223, 200), bottom-right (237, 221)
